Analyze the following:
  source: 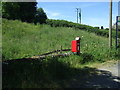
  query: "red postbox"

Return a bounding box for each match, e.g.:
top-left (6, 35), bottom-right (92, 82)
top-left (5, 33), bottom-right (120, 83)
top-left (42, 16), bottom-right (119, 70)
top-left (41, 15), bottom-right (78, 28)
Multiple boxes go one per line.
top-left (71, 37), bottom-right (80, 53)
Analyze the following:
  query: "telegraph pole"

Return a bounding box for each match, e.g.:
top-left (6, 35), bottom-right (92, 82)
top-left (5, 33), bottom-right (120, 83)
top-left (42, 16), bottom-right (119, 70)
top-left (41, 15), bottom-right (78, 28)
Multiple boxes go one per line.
top-left (76, 8), bottom-right (81, 24)
top-left (76, 8), bottom-right (78, 23)
top-left (118, 1), bottom-right (120, 16)
top-left (79, 8), bottom-right (81, 24)
top-left (109, 0), bottom-right (112, 49)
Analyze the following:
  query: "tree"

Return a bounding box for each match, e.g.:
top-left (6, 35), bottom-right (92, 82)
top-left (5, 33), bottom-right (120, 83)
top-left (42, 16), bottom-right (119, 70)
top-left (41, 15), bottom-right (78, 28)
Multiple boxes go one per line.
top-left (101, 26), bottom-right (104, 29)
top-left (2, 2), bottom-right (37, 23)
top-left (34, 8), bottom-right (47, 24)
top-left (2, 2), bottom-right (20, 20)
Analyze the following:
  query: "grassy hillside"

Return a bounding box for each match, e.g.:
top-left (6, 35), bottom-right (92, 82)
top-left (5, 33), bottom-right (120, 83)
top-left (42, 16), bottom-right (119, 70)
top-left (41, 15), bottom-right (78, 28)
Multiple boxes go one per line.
top-left (2, 19), bottom-right (120, 88)
top-left (2, 19), bottom-right (119, 61)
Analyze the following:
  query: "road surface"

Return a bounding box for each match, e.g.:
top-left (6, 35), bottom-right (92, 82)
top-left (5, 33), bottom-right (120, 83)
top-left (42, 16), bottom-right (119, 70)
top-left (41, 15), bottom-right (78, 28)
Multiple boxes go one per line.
top-left (68, 60), bottom-right (120, 88)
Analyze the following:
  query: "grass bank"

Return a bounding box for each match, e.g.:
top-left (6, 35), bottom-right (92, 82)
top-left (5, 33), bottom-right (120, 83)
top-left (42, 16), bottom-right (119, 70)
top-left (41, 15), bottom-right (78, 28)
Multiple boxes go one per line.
top-left (2, 19), bottom-right (119, 61)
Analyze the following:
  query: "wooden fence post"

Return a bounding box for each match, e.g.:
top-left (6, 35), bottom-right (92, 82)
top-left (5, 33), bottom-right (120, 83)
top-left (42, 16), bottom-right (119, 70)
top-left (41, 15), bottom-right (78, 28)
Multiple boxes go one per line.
top-left (60, 46), bottom-right (62, 54)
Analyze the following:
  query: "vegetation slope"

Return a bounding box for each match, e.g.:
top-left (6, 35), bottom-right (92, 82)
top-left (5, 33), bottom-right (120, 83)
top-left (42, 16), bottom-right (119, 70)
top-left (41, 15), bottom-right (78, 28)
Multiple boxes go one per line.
top-left (2, 19), bottom-right (120, 88)
top-left (2, 19), bottom-right (119, 61)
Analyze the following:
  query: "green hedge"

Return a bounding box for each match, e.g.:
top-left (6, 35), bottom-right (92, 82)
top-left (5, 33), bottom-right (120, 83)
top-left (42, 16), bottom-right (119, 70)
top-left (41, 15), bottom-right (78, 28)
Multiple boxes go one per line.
top-left (46, 19), bottom-right (120, 38)
top-left (46, 19), bottom-right (94, 30)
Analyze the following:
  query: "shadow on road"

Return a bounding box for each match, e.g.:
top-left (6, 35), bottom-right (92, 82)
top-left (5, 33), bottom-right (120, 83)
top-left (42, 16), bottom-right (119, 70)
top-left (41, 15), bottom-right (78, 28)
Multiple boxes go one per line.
top-left (68, 68), bottom-right (120, 88)
top-left (2, 56), bottom-right (120, 88)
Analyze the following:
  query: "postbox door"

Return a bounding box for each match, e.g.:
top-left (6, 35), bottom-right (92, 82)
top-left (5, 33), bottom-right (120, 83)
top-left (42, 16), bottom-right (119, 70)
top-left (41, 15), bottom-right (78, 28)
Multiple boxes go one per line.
top-left (71, 40), bottom-right (77, 52)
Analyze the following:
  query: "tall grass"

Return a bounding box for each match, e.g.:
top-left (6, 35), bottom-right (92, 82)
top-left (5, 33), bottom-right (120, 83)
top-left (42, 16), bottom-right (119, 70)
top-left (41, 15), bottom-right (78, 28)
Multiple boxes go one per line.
top-left (2, 18), bottom-right (119, 61)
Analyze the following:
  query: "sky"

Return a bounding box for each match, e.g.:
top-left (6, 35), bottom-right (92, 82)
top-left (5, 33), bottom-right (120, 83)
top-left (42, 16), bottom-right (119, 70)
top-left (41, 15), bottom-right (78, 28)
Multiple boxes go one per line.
top-left (37, 2), bottom-right (119, 28)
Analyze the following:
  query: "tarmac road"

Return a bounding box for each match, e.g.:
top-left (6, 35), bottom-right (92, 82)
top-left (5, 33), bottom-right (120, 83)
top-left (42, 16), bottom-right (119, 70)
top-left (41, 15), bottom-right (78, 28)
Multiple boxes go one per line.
top-left (84, 60), bottom-right (120, 88)
top-left (68, 60), bottom-right (120, 88)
